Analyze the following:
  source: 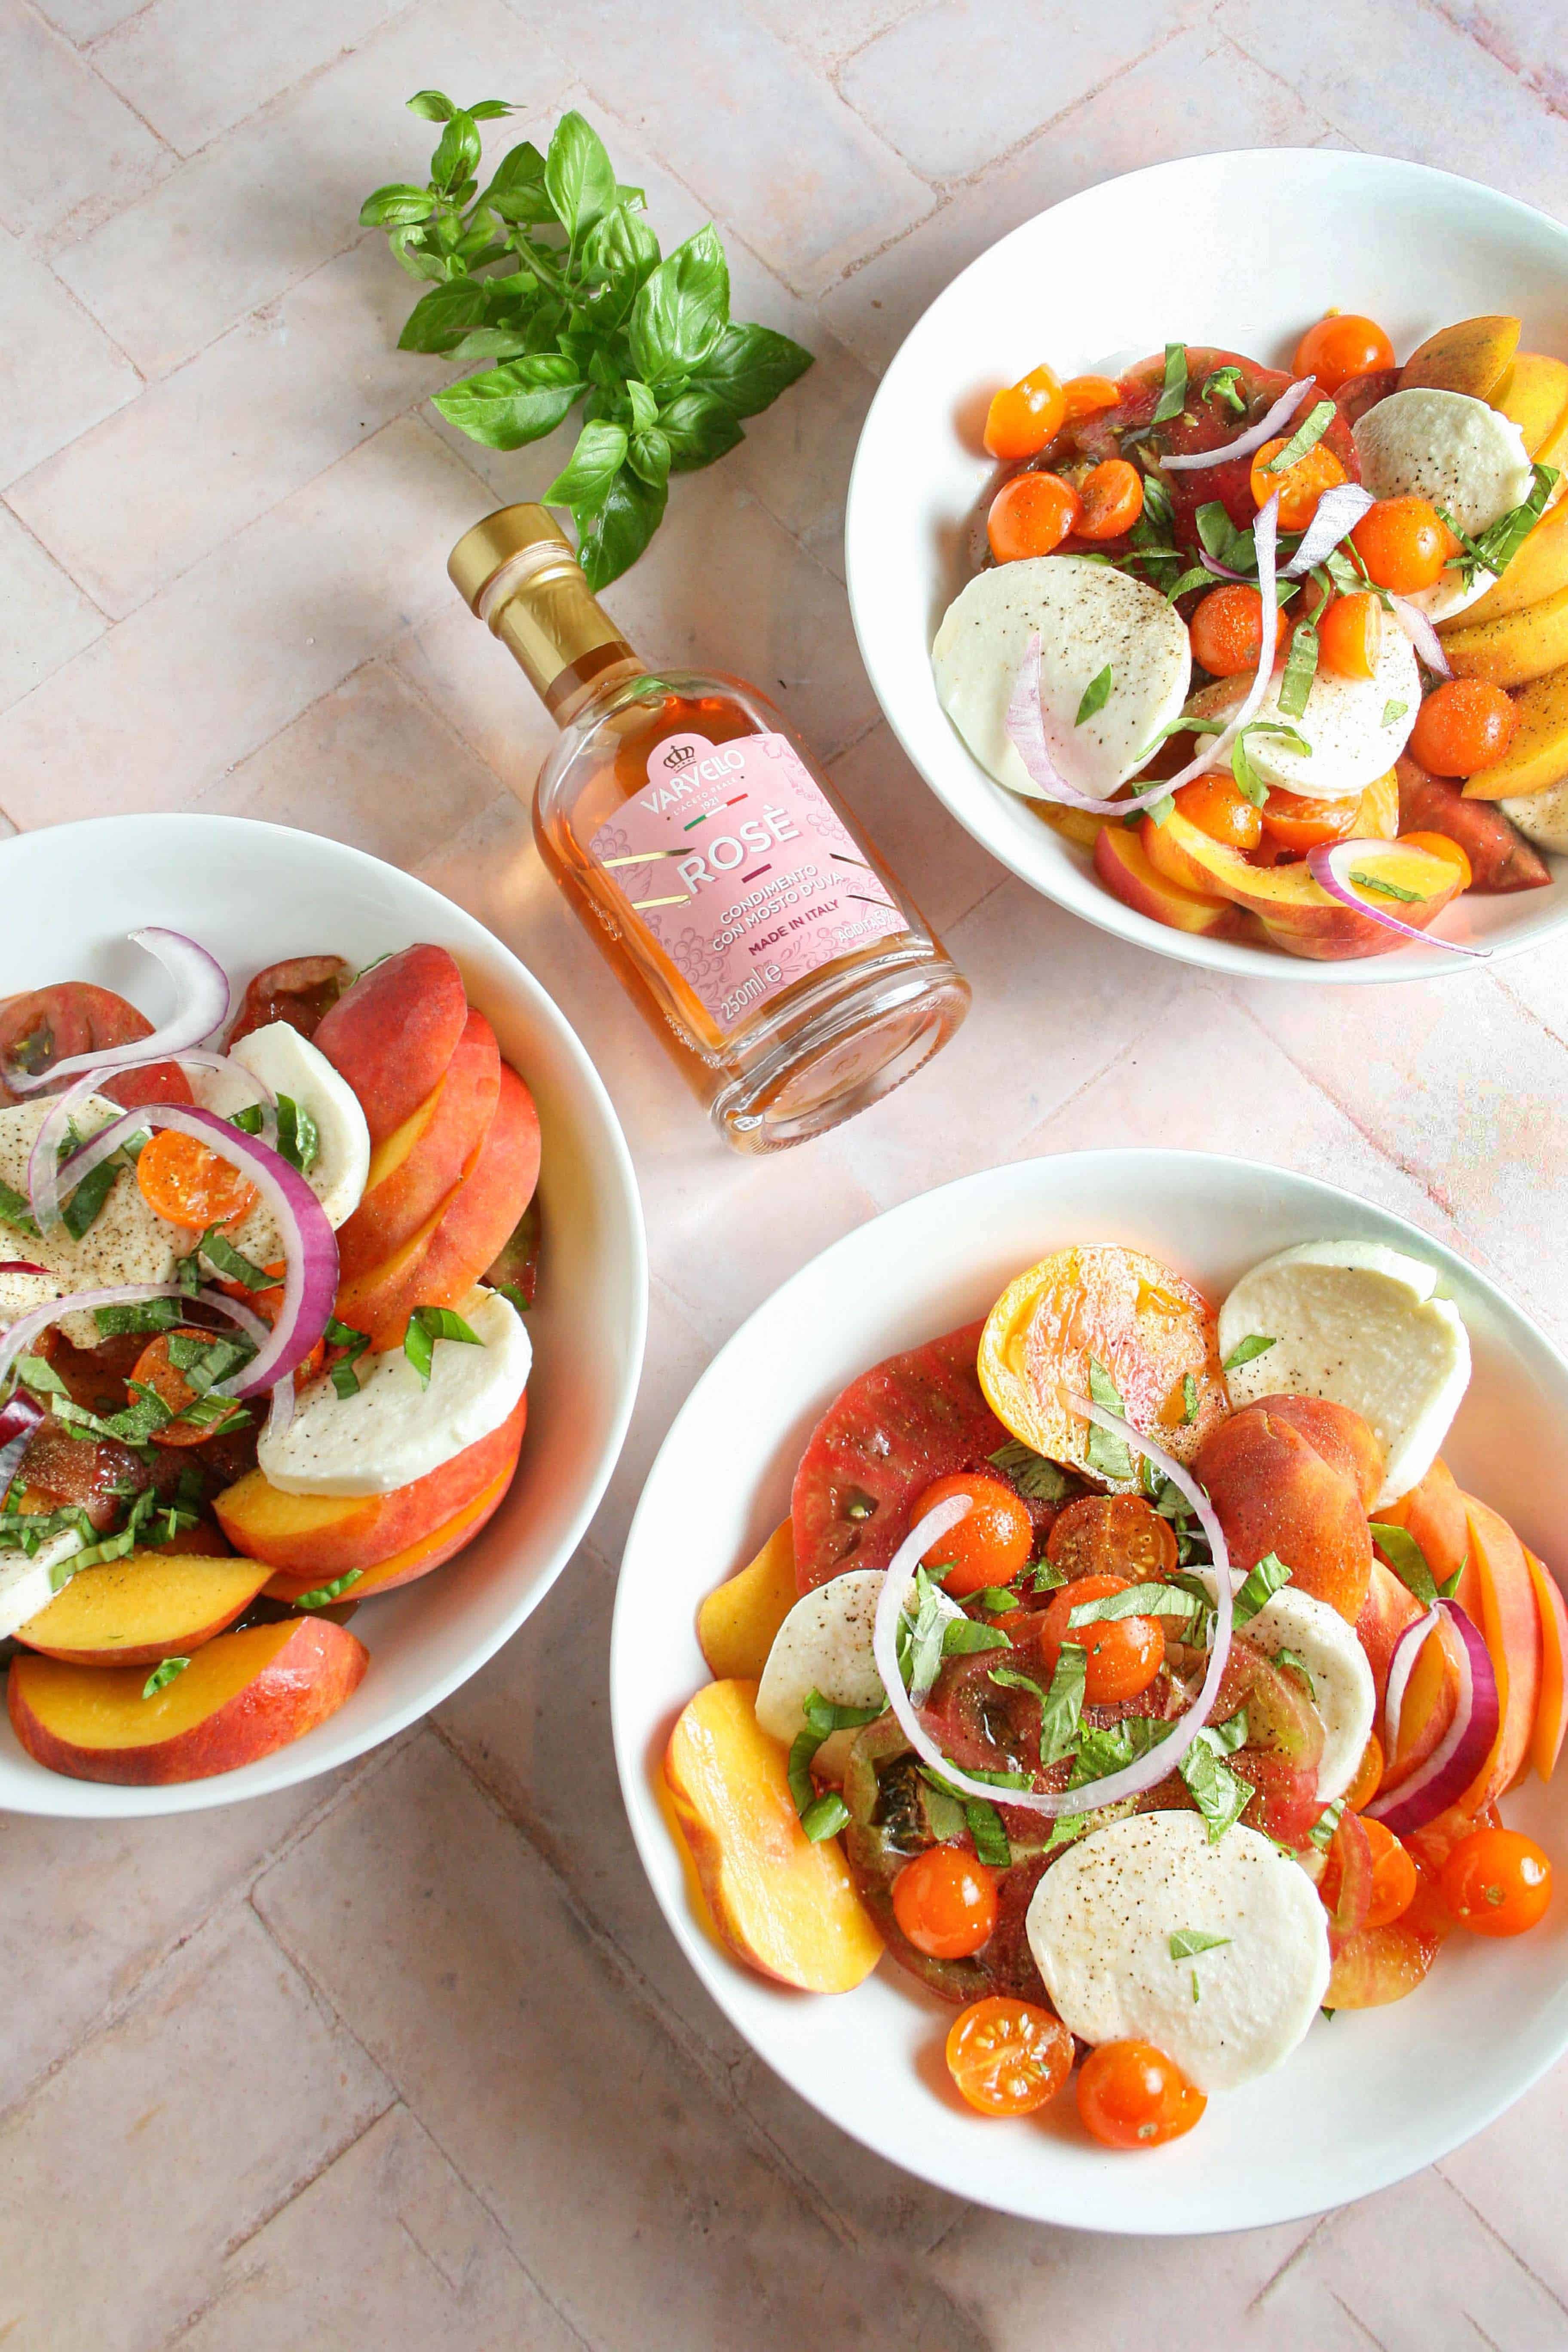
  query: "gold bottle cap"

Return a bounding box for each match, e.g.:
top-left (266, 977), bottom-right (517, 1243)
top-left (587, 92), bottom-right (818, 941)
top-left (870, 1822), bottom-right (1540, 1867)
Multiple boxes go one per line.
top-left (447, 504), bottom-right (577, 612)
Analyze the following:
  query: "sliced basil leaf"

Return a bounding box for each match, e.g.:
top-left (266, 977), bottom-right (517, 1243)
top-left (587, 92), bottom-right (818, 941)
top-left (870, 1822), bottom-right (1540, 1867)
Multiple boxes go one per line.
top-left (1265, 398), bottom-right (1336, 473)
top-left (1037, 1644), bottom-right (1086, 1769)
top-left (142, 1656), bottom-right (190, 1698)
top-left (986, 1437), bottom-right (1069, 1502)
top-left (941, 1616), bottom-right (1011, 1657)
top-left (1075, 665), bottom-right (1113, 726)
top-left (1084, 1357), bottom-right (1132, 1482)
top-left (1169, 1927), bottom-right (1231, 1959)
top-left (198, 1228), bottom-right (273, 1289)
top-left (0, 1175), bottom-right (39, 1237)
top-left (1151, 343), bottom-right (1188, 425)
top-left (1273, 1645), bottom-right (1317, 1701)
top-left (1310, 1795), bottom-right (1346, 1850)
top-left (1222, 1333), bottom-right (1277, 1372)
top-left (95, 1297), bottom-right (183, 1338)
top-left (1181, 1371), bottom-right (1199, 1426)
top-left (1350, 869), bottom-right (1424, 904)
top-left (1369, 1521), bottom-right (1439, 1610)
top-left (291, 1568), bottom-right (365, 1611)
top-left (799, 1791), bottom-right (851, 1842)
top-left (1179, 1727), bottom-right (1252, 1841)
top-left (1382, 699), bottom-right (1409, 728)
top-left (964, 1797), bottom-right (1011, 1868)
top-left (1277, 621), bottom-right (1319, 721)
top-left (1232, 1551), bottom-right (1292, 1627)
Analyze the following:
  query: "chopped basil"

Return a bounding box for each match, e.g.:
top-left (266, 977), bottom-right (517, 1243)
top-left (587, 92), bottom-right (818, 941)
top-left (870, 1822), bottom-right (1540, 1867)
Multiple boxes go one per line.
top-left (95, 1297), bottom-right (183, 1338)
top-left (1230, 733), bottom-right (1270, 808)
top-left (965, 1797), bottom-right (1012, 1868)
top-left (232, 1093), bottom-right (319, 1174)
top-left (494, 1282), bottom-right (531, 1319)
top-left (1072, 1714), bottom-right (1174, 1788)
top-left (14, 1352), bottom-right (70, 1400)
top-left (1029, 1556), bottom-right (1067, 1593)
top-left (1084, 1357), bottom-right (1133, 1482)
top-left (1179, 1715), bottom-right (1253, 1841)
top-left (403, 1304), bottom-right (484, 1388)
top-left (1067, 1580), bottom-right (1203, 1629)
top-left (1264, 398), bottom-right (1335, 473)
top-left (1369, 1520), bottom-right (1439, 1610)
top-left (61, 1156), bottom-right (124, 1243)
top-left (1382, 699), bottom-right (1409, 728)
top-left (1151, 342), bottom-right (1188, 425)
top-left (166, 1331), bottom-right (254, 1392)
top-left (1222, 1333), bottom-right (1277, 1372)
top-left (1310, 1796), bottom-right (1346, 1851)
top-left (971, 1586), bottom-right (1021, 1614)
top-left (1200, 365), bottom-right (1246, 415)
top-left (992, 1643), bottom-right (1084, 1770)
top-left (787, 1688), bottom-right (883, 1835)
top-left (1075, 665), bottom-right (1113, 726)
top-left (1139, 472), bottom-right (1175, 537)
top-left (798, 1792), bottom-right (851, 1841)
top-left (1233, 1551), bottom-right (1292, 1627)
top-left (1446, 461), bottom-right (1559, 585)
top-left (1277, 621), bottom-right (1319, 721)
top-left (324, 1315), bottom-right (370, 1400)
top-left (1350, 869), bottom-right (1424, 904)
top-left (290, 1567), bottom-right (365, 1610)
top-left (986, 1437), bottom-right (1068, 1502)
top-left (1181, 1371), bottom-right (1199, 1426)
top-left (900, 1565), bottom-right (948, 1703)
top-left (940, 1615), bottom-right (1011, 1657)
top-left (1439, 1559), bottom-right (1466, 1601)
top-left (197, 1228), bottom-right (274, 1289)
top-left (0, 1175), bottom-right (40, 1237)
top-left (1195, 500), bottom-right (1256, 575)
top-left (1273, 1645), bottom-right (1317, 1701)
top-left (1169, 1927), bottom-right (1231, 1960)
top-left (142, 1656), bottom-right (190, 1698)
top-left (1165, 564), bottom-right (1217, 603)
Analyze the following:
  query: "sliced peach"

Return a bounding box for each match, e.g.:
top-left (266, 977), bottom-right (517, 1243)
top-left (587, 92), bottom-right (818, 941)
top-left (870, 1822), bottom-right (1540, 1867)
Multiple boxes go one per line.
top-left (662, 1678), bottom-right (883, 1993)
top-left (1093, 823), bottom-right (1241, 937)
top-left (313, 943), bottom-right (469, 1144)
top-left (262, 1464), bottom-right (514, 1603)
top-left (1143, 808), bottom-right (1460, 960)
top-left (14, 1551), bottom-right (270, 1668)
top-left (8, 1618), bottom-right (368, 1784)
top-left (1524, 1546), bottom-right (1568, 1783)
top-left (1354, 768), bottom-right (1400, 840)
top-left (1381, 1608), bottom-right (1460, 1795)
top-left (697, 1521), bottom-right (799, 1682)
top-left (1194, 1400), bottom-right (1373, 1622)
top-left (978, 1243), bottom-right (1228, 1484)
top-left (214, 1394), bottom-right (526, 1577)
top-left (1456, 1495), bottom-right (1542, 1806)
top-left (1355, 1555), bottom-right (1426, 1707)
top-left (336, 1009), bottom-right (502, 1280)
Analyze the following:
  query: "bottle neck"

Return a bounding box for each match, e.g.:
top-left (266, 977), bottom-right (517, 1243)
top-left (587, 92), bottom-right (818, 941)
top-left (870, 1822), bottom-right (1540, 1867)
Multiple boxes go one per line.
top-left (479, 548), bottom-right (644, 728)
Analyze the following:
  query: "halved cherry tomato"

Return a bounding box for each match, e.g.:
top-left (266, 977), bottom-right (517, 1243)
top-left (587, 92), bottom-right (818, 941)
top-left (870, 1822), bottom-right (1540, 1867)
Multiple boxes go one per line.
top-left (945, 1996), bottom-right (1074, 2116)
top-left (891, 1846), bottom-right (998, 1959)
top-left (1259, 785), bottom-right (1363, 853)
top-left (1292, 312), bottom-right (1396, 392)
top-left (1189, 583), bottom-right (1287, 679)
top-left (987, 471), bottom-right (1080, 562)
top-left (983, 365), bottom-right (1066, 462)
top-left (1398, 830), bottom-right (1473, 890)
top-left (1076, 2040), bottom-right (1206, 2149)
top-left (136, 1129), bottom-right (258, 1232)
top-left (1037, 1571), bottom-right (1164, 1704)
top-left (1249, 435), bottom-right (1348, 533)
top-left (1363, 1819), bottom-right (1419, 1929)
top-left (1344, 1731), bottom-right (1384, 1812)
top-left (1061, 373), bottom-right (1121, 420)
top-left (1045, 1494), bottom-right (1178, 1583)
top-left (916, 1471), bottom-right (1033, 1596)
top-left (1440, 1826), bottom-right (1552, 1937)
top-left (1173, 773), bottom-right (1262, 851)
top-left (131, 1331), bottom-right (248, 1449)
top-left (1350, 496), bottom-right (1460, 594)
top-left (1317, 591), bottom-right (1382, 680)
top-left (1076, 459), bottom-right (1144, 540)
top-left (1408, 678), bottom-right (1519, 776)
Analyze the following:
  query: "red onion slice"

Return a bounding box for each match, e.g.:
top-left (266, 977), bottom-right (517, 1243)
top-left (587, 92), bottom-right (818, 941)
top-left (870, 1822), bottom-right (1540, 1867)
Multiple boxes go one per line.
top-left (1004, 634), bottom-right (1187, 816)
top-left (1159, 377), bottom-right (1316, 471)
top-left (1366, 1600), bottom-right (1498, 1836)
top-left (870, 1399), bottom-right (1234, 1818)
top-left (1390, 594), bottom-right (1452, 679)
top-left (0, 1261), bottom-right (48, 1277)
top-left (1156, 492), bottom-right (1283, 798)
top-left (0, 1389), bottom-right (45, 1493)
top-left (3, 930), bottom-right (229, 1096)
top-left (1306, 839), bottom-right (1491, 958)
top-left (1280, 482), bottom-right (1376, 577)
top-left (0, 1280), bottom-right (273, 1403)
top-left (1383, 1603), bottom-right (1442, 1755)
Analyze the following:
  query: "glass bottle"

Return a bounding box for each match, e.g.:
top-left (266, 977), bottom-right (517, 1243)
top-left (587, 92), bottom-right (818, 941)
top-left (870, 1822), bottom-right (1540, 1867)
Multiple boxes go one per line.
top-left (448, 505), bottom-right (969, 1153)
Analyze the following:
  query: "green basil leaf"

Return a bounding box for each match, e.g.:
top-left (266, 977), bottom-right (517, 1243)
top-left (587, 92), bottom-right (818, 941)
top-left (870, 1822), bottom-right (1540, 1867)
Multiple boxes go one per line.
top-left (197, 1227), bottom-right (273, 1289)
top-left (629, 223), bottom-right (730, 383)
top-left (688, 320), bottom-right (813, 419)
top-left (406, 88), bottom-right (455, 122)
top-left (1084, 1357), bottom-right (1133, 1482)
top-left (95, 1296), bottom-right (183, 1338)
top-left (626, 378), bottom-right (659, 433)
top-left (1179, 1729), bottom-right (1252, 1842)
top-left (1182, 1371), bottom-right (1199, 1426)
top-left (430, 110), bottom-right (482, 194)
top-left (1265, 398), bottom-right (1336, 473)
top-left (1165, 564), bottom-right (1217, 603)
top-left (14, 1352), bottom-right (70, 1399)
top-left (578, 202), bottom-right (661, 328)
top-left (1151, 342), bottom-right (1188, 425)
top-left (142, 1656), bottom-right (190, 1698)
top-left (799, 1791), bottom-right (851, 1842)
top-left (1222, 1333), bottom-right (1277, 1372)
top-left (1067, 1580), bottom-right (1203, 1628)
top-left (543, 419), bottom-right (630, 516)
top-left (1076, 665), bottom-right (1113, 726)
top-left (1232, 1551), bottom-right (1292, 1627)
top-left (1369, 1521), bottom-right (1439, 1610)
top-left (965, 1798), bottom-right (1012, 1868)
top-left (1277, 621), bottom-right (1319, 721)
top-left (432, 354), bottom-right (584, 451)
top-left (1169, 1927), bottom-right (1231, 1958)
top-left (941, 1616), bottom-right (1011, 1656)
top-left (469, 99), bottom-right (514, 122)
top-left (628, 426), bottom-right (672, 489)
top-left (1350, 868), bottom-right (1424, 904)
top-left (1465, 461), bottom-right (1559, 581)
top-left (1382, 699), bottom-right (1409, 728)
top-left (576, 466), bottom-right (668, 591)
top-left (1310, 1795), bottom-right (1346, 1851)
top-left (543, 109), bottom-right (616, 240)
top-left (1273, 1645), bottom-right (1317, 1701)
top-left (986, 1438), bottom-right (1069, 1502)
top-left (1038, 1644), bottom-right (1086, 1769)
top-left (360, 183), bottom-right (436, 228)
top-left (61, 1155), bottom-right (122, 1242)
top-left (291, 1568), bottom-right (365, 1611)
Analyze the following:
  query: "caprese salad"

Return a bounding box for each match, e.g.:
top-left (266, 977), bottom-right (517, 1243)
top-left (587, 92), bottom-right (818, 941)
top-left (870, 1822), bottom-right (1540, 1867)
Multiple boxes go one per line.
top-left (934, 310), bottom-right (1568, 959)
top-left (0, 930), bottom-right (541, 1784)
top-left (666, 1233), bottom-right (1562, 2148)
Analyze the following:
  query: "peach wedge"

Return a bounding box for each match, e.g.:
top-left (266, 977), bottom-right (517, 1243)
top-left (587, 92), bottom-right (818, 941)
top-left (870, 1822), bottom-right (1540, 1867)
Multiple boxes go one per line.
top-left (15, 1550), bottom-right (270, 1668)
top-left (696, 1520), bottom-right (799, 1682)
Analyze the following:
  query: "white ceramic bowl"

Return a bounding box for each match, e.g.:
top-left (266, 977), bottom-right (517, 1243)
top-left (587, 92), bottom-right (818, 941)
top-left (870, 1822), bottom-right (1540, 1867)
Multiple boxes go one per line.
top-left (845, 149), bottom-right (1568, 981)
top-left (0, 814), bottom-right (646, 1818)
top-left (613, 1151), bottom-right (1568, 2232)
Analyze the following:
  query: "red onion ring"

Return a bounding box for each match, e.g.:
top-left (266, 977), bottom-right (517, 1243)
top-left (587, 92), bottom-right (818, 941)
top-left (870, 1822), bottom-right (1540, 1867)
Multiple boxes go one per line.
top-left (870, 1399), bottom-right (1234, 1817)
top-left (1280, 482), bottom-right (1376, 576)
top-left (0, 1280), bottom-right (273, 1403)
top-left (1003, 633), bottom-right (1188, 816)
top-left (3, 931), bottom-right (230, 1096)
top-left (1390, 594), bottom-right (1452, 679)
top-left (1156, 492), bottom-right (1283, 796)
top-left (1383, 1603), bottom-right (1442, 1754)
top-left (1159, 376), bottom-right (1316, 471)
top-left (0, 1390), bottom-right (45, 1493)
top-left (27, 1072), bottom-right (118, 1233)
top-left (1305, 839), bottom-right (1491, 958)
top-left (1366, 1600), bottom-right (1498, 1837)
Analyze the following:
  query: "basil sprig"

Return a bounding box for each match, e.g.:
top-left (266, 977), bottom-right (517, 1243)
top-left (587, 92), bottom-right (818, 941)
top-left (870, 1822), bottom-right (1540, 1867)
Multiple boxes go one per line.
top-left (403, 1305), bottom-right (484, 1388)
top-left (361, 101), bottom-right (812, 589)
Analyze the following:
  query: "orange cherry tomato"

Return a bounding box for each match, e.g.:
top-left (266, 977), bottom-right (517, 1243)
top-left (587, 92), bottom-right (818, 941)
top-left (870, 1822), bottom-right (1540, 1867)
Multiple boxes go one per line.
top-left (891, 1845), bottom-right (999, 1959)
top-left (1292, 312), bottom-right (1396, 392)
top-left (916, 1471), bottom-right (1034, 1596)
top-left (1259, 785), bottom-right (1363, 853)
top-left (1173, 773), bottom-right (1262, 851)
top-left (1398, 830), bottom-right (1472, 890)
top-left (1188, 583), bottom-right (1288, 679)
top-left (136, 1128), bottom-right (257, 1232)
top-left (130, 1331), bottom-right (248, 1449)
top-left (1317, 591), bottom-right (1383, 680)
top-left (1363, 1819), bottom-right (1420, 1929)
top-left (1044, 1494), bottom-right (1178, 1583)
top-left (1408, 678), bottom-right (1519, 776)
top-left (987, 471), bottom-right (1080, 562)
top-left (1350, 496), bottom-right (1460, 593)
top-left (1075, 459), bottom-right (1144, 541)
top-left (1344, 1730), bottom-right (1384, 1812)
top-left (1076, 2040), bottom-right (1206, 2149)
top-left (945, 1996), bottom-right (1074, 2116)
top-left (1037, 1572), bottom-right (1164, 1705)
top-left (1061, 373), bottom-right (1121, 420)
top-left (1440, 1826), bottom-right (1552, 1937)
top-left (1249, 435), bottom-right (1348, 533)
top-left (983, 364), bottom-right (1067, 461)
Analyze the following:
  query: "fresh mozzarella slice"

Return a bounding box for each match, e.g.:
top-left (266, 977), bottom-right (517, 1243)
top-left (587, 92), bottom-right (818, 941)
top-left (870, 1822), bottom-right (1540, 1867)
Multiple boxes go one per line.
top-left (932, 556), bottom-right (1191, 800)
top-left (0, 1096), bottom-right (184, 1347)
top-left (229, 1022), bottom-right (371, 1231)
top-left (1026, 1811), bottom-right (1331, 2092)
top-left (0, 1528), bottom-right (85, 1642)
top-left (1354, 388), bottom-right (1534, 539)
top-left (756, 1569), bottom-right (888, 1782)
top-left (188, 1058), bottom-right (265, 1122)
top-left (257, 1286), bottom-right (530, 1497)
top-left (1205, 1577), bottom-right (1374, 1801)
top-left (1234, 621), bottom-right (1419, 798)
top-left (1218, 1240), bottom-right (1470, 1507)
top-left (1503, 782), bottom-right (1568, 854)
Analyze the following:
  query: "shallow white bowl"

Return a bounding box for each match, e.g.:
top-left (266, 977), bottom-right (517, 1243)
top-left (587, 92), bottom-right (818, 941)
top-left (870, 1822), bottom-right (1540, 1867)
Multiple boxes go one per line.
top-left (845, 149), bottom-right (1568, 982)
top-left (0, 814), bottom-right (646, 1818)
top-left (613, 1150), bottom-right (1568, 2232)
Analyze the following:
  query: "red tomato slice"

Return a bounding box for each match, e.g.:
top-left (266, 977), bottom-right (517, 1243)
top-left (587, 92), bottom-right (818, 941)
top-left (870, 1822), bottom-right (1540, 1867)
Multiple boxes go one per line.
top-left (790, 1322), bottom-right (1060, 1593)
top-left (0, 982), bottom-right (192, 1108)
top-left (227, 954), bottom-right (351, 1045)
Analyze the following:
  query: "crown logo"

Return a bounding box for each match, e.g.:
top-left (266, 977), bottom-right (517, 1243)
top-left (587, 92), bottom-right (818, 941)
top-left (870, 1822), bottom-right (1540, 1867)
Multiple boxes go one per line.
top-left (664, 741), bottom-right (697, 769)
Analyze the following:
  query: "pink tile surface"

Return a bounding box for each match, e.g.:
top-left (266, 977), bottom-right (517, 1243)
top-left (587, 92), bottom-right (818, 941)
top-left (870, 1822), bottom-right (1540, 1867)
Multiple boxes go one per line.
top-left (8, 4), bottom-right (1568, 2342)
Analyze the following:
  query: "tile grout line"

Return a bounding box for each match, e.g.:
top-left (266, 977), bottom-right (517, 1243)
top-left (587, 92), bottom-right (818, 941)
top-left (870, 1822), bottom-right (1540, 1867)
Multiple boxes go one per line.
top-left (1331, 2290), bottom-right (1392, 2350)
top-left (1432, 2167), bottom-right (1568, 2322)
top-left (19, 0), bottom-right (178, 170)
top-left (1245, 2207), bottom-right (1334, 2311)
top-left (1420, 0), bottom-right (1567, 115)
top-left (0, 489), bottom-right (116, 627)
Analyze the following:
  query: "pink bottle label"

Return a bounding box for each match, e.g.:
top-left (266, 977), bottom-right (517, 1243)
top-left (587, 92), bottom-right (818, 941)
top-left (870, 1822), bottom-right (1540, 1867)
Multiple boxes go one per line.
top-left (588, 730), bottom-right (905, 1034)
